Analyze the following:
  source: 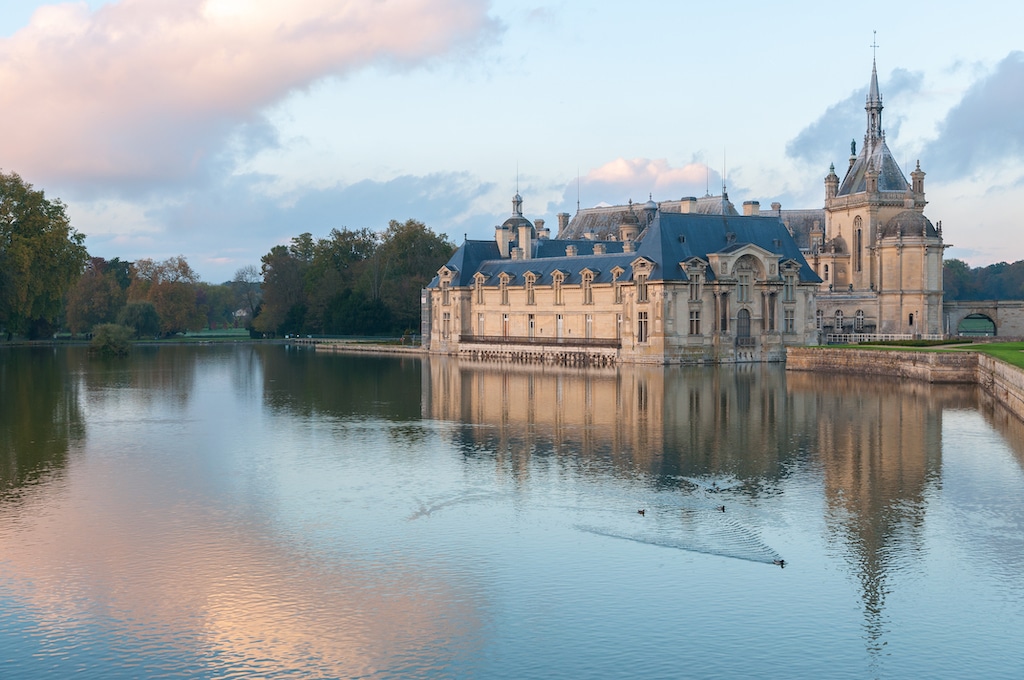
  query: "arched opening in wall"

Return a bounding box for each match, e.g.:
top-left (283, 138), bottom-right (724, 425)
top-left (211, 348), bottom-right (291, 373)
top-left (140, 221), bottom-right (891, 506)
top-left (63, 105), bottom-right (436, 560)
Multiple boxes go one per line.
top-left (736, 308), bottom-right (753, 347)
top-left (957, 313), bottom-right (996, 337)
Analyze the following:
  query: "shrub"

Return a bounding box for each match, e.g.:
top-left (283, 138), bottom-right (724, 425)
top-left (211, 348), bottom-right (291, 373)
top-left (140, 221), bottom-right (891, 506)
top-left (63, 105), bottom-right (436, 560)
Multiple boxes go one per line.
top-left (90, 323), bottom-right (133, 356)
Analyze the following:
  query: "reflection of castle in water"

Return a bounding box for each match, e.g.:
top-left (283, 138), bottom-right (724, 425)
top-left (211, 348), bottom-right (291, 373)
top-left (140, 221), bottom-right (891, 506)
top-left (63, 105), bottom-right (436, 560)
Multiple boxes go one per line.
top-left (422, 357), bottom-right (814, 481)
top-left (423, 357), bottom-right (986, 652)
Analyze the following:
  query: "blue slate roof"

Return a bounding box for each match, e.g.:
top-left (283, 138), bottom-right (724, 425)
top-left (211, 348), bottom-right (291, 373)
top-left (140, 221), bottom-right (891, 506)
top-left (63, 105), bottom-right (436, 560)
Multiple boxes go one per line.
top-left (428, 212), bottom-right (821, 288)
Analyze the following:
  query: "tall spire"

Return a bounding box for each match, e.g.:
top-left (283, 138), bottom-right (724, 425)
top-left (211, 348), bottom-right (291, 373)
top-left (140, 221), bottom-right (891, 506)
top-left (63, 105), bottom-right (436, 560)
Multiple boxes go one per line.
top-left (866, 32), bottom-right (883, 145)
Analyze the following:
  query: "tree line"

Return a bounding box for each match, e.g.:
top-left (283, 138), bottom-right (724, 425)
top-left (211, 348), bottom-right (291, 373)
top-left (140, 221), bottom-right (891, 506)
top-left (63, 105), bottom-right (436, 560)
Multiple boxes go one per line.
top-left (943, 259), bottom-right (1024, 301)
top-left (1, 170), bottom-right (454, 340)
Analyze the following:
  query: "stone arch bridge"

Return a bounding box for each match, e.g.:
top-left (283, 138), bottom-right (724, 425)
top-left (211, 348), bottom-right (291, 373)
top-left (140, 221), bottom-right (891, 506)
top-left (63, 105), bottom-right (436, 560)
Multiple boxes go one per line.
top-left (944, 300), bottom-right (1024, 337)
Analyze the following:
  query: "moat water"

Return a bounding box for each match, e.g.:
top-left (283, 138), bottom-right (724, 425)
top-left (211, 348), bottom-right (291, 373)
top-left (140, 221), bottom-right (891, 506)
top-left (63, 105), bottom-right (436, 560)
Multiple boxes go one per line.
top-left (1, 345), bottom-right (1023, 679)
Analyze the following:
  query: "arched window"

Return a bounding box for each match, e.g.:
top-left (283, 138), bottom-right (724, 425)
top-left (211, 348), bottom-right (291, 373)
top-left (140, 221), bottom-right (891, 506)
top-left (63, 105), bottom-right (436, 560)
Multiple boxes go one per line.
top-left (525, 273), bottom-right (536, 305)
top-left (737, 308), bottom-right (751, 338)
top-left (499, 274), bottom-right (510, 305)
top-left (582, 271), bottom-right (594, 305)
top-left (854, 216), bottom-right (863, 272)
top-left (474, 274), bottom-right (485, 304)
top-left (855, 309), bottom-right (865, 331)
top-left (835, 310), bottom-right (844, 332)
top-left (552, 272), bottom-right (564, 305)
top-left (816, 309), bottom-right (823, 330)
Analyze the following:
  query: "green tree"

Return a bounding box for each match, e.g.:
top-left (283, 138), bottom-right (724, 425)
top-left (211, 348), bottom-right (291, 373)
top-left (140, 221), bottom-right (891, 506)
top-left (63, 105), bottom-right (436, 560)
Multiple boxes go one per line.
top-left (90, 323), bottom-right (133, 356)
top-left (377, 219), bottom-right (454, 331)
top-left (0, 171), bottom-right (89, 337)
top-left (118, 301), bottom-right (161, 339)
top-left (253, 245), bottom-right (307, 336)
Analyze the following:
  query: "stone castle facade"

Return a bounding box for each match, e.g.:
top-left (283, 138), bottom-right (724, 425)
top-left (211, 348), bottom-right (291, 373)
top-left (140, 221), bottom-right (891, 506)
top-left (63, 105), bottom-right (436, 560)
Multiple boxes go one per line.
top-left (422, 58), bottom-right (944, 363)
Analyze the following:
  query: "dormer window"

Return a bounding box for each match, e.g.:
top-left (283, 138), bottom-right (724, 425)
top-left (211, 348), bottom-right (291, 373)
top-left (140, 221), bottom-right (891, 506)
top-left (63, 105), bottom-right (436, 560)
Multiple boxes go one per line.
top-left (582, 270), bottom-right (594, 305)
top-left (636, 273), bottom-right (648, 303)
top-left (525, 272), bottom-right (536, 305)
top-left (552, 271), bottom-right (565, 305)
top-left (499, 273), bottom-right (511, 305)
top-left (474, 273), bottom-right (486, 304)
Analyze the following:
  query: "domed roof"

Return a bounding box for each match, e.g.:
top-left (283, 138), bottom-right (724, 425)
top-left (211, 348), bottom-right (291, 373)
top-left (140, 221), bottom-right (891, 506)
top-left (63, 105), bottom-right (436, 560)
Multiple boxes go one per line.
top-left (879, 210), bottom-right (938, 239)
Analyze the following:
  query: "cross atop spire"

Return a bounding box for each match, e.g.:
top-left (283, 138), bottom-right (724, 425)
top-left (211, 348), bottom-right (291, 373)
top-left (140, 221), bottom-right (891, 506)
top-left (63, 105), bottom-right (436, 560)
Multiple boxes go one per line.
top-left (865, 34), bottom-right (884, 146)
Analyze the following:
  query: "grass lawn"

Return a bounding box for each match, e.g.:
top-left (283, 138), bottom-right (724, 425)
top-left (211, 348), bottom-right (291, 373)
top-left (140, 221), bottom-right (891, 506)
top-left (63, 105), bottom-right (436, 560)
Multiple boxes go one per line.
top-left (961, 342), bottom-right (1024, 369)
top-left (833, 340), bottom-right (1024, 370)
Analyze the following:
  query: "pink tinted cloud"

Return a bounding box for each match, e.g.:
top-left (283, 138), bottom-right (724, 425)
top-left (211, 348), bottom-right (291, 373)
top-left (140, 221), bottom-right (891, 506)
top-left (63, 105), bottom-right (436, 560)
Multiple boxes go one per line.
top-left (585, 158), bottom-right (713, 197)
top-left (0, 0), bottom-right (494, 185)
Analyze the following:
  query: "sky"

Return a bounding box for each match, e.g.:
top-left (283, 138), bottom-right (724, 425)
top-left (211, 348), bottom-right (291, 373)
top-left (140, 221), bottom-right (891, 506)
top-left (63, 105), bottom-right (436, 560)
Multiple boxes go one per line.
top-left (2, 0), bottom-right (1024, 283)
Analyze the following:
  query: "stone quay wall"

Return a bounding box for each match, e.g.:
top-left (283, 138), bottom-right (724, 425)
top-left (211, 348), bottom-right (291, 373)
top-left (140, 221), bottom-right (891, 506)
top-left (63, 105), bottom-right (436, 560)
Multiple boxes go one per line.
top-left (786, 347), bottom-right (1024, 422)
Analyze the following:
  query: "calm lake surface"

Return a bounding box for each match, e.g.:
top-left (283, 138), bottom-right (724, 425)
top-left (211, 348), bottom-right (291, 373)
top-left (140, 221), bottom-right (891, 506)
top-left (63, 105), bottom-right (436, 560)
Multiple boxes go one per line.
top-left (1, 344), bottom-right (1023, 679)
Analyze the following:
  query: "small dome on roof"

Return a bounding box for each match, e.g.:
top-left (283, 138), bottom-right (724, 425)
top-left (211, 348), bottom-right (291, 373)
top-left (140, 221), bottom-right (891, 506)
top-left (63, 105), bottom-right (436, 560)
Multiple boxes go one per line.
top-left (879, 210), bottom-right (938, 239)
top-left (644, 197), bottom-right (658, 211)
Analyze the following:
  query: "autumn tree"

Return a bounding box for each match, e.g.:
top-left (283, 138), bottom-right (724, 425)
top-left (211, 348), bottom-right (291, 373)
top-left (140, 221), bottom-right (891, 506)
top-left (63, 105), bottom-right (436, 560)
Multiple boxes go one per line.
top-left (127, 256), bottom-right (204, 335)
top-left (0, 171), bottom-right (88, 338)
top-left (65, 257), bottom-right (129, 335)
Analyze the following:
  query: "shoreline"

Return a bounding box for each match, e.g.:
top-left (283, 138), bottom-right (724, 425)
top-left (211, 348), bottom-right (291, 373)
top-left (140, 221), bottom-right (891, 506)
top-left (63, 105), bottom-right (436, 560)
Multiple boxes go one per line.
top-left (787, 347), bottom-right (1024, 423)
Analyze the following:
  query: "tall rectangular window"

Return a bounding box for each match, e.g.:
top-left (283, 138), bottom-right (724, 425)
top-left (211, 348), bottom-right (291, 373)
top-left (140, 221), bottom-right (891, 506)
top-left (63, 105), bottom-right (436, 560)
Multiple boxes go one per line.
top-left (553, 274), bottom-right (564, 305)
top-left (737, 272), bottom-right (751, 303)
top-left (783, 274), bottom-right (795, 302)
top-left (689, 309), bottom-right (701, 335)
top-left (585, 314), bottom-right (593, 338)
top-left (442, 312), bottom-right (451, 338)
top-left (582, 273), bottom-right (593, 305)
top-left (441, 281), bottom-right (450, 306)
top-left (500, 278), bottom-right (509, 305)
top-left (526, 277), bottom-right (535, 305)
top-left (784, 309), bottom-right (795, 333)
top-left (689, 274), bottom-right (701, 301)
top-left (636, 274), bottom-right (648, 303)
top-left (475, 280), bottom-right (484, 305)
top-left (477, 313), bottom-right (484, 335)
top-left (637, 311), bottom-right (649, 343)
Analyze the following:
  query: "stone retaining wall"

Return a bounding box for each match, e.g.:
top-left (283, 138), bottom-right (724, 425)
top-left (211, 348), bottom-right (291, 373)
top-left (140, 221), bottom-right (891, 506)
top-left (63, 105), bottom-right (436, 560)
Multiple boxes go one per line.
top-left (787, 347), bottom-right (1024, 422)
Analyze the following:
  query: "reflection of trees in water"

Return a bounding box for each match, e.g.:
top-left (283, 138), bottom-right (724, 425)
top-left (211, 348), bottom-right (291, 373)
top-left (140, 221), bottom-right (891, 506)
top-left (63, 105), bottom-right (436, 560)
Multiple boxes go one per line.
top-left (259, 346), bottom-right (424, 426)
top-left (0, 348), bottom-right (84, 497)
top-left (79, 345), bottom-right (200, 411)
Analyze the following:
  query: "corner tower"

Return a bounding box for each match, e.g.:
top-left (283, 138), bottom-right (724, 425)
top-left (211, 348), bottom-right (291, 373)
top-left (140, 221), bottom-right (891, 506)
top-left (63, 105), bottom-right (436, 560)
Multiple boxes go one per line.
top-left (817, 56), bottom-right (944, 336)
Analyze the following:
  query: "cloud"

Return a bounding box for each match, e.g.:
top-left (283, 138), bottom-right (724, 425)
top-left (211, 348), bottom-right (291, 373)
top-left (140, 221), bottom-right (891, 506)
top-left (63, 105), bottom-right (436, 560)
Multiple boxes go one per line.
top-left (568, 157), bottom-right (721, 208)
top-left (786, 67), bottom-right (923, 168)
top-left (0, 0), bottom-right (496, 189)
top-left (79, 169), bottom-right (498, 282)
top-left (920, 51), bottom-right (1024, 181)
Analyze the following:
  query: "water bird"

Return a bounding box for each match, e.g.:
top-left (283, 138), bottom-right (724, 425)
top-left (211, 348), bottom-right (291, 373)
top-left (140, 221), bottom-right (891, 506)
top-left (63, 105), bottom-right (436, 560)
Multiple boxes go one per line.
top-left (716, 505), bottom-right (726, 512)
top-left (773, 559), bottom-right (786, 568)
top-left (637, 509), bottom-right (646, 516)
